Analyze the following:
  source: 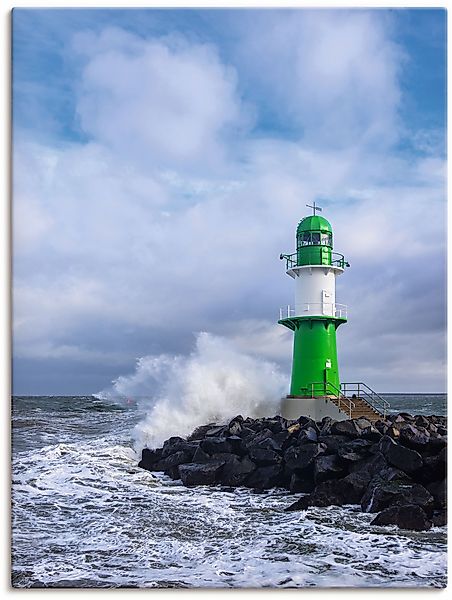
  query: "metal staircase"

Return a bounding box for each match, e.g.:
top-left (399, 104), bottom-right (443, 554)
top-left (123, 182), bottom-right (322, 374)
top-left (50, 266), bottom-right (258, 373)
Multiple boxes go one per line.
top-left (309, 381), bottom-right (390, 422)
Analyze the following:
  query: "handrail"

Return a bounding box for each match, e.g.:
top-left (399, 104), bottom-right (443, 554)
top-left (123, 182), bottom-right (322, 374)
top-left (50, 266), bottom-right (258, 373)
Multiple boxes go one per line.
top-left (279, 303), bottom-right (347, 320)
top-left (309, 382), bottom-right (355, 418)
top-left (280, 250), bottom-right (348, 270)
top-left (341, 382), bottom-right (390, 418)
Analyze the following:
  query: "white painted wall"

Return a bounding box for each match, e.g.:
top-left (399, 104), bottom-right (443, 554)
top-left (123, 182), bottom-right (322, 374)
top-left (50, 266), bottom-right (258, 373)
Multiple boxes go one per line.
top-left (293, 266), bottom-right (341, 317)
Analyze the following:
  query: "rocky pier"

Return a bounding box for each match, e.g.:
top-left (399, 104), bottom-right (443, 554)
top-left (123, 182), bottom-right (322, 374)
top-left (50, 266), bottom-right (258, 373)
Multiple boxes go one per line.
top-left (138, 413), bottom-right (446, 531)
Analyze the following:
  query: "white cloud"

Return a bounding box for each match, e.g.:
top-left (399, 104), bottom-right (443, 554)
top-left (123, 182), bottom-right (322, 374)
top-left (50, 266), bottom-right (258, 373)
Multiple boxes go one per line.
top-left (73, 27), bottom-right (249, 171)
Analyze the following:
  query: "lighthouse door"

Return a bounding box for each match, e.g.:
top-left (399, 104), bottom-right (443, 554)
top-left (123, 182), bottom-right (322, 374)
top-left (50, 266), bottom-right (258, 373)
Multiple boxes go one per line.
top-left (322, 290), bottom-right (333, 316)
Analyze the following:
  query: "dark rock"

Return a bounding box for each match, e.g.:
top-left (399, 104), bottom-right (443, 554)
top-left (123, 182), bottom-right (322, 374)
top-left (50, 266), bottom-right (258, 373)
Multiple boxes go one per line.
top-left (179, 462), bottom-right (224, 486)
top-left (219, 456), bottom-right (256, 487)
top-left (226, 435), bottom-right (247, 456)
top-left (247, 428), bottom-right (274, 448)
top-left (257, 436), bottom-right (284, 453)
top-left (237, 426), bottom-right (256, 440)
top-left (361, 425), bottom-right (382, 442)
top-left (245, 464), bottom-right (282, 490)
top-left (426, 479), bottom-right (446, 509)
top-left (155, 450), bottom-right (193, 472)
top-left (284, 443), bottom-right (323, 473)
top-left (186, 424), bottom-right (216, 441)
top-left (308, 475), bottom-right (366, 507)
top-left (399, 425), bottom-right (431, 450)
top-left (432, 510), bottom-right (447, 527)
top-left (298, 426), bottom-right (318, 444)
top-left (138, 447), bottom-right (162, 471)
top-left (273, 430), bottom-right (291, 450)
top-left (354, 417), bottom-right (373, 431)
top-left (227, 417), bottom-right (243, 436)
top-left (349, 451), bottom-right (388, 478)
top-left (413, 453), bottom-right (446, 484)
top-left (161, 436), bottom-right (188, 458)
top-left (361, 480), bottom-right (434, 514)
top-left (205, 425), bottom-right (227, 437)
top-left (285, 495), bottom-right (312, 511)
top-left (319, 417), bottom-right (337, 435)
top-left (200, 437), bottom-right (232, 455)
top-left (248, 447), bottom-right (281, 466)
top-left (318, 435), bottom-right (349, 454)
top-left (330, 420), bottom-right (361, 438)
top-left (289, 469), bottom-right (315, 493)
top-left (191, 446), bottom-right (210, 463)
top-left (378, 435), bottom-right (423, 473)
top-left (371, 504), bottom-right (432, 531)
top-left (338, 439), bottom-right (373, 462)
top-left (314, 454), bottom-right (346, 483)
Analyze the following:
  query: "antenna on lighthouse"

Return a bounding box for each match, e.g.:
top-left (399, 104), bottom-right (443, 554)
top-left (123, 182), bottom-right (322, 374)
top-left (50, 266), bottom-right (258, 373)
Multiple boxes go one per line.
top-left (306, 201), bottom-right (322, 215)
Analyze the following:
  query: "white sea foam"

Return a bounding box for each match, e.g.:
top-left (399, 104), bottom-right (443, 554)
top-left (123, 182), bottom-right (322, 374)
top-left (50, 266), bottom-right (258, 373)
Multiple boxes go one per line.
top-left (97, 332), bottom-right (288, 449)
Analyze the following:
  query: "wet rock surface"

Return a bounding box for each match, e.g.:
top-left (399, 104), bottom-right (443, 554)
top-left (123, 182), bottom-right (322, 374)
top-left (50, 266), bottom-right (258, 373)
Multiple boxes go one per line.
top-left (138, 412), bottom-right (447, 531)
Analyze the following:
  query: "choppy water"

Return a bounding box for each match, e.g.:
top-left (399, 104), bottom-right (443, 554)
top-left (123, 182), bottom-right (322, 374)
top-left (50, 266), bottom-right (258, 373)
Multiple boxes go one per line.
top-left (12, 394), bottom-right (447, 588)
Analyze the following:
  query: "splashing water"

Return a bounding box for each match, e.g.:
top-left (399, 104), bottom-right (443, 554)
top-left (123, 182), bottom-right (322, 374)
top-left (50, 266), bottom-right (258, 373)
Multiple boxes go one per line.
top-left (97, 333), bottom-right (288, 450)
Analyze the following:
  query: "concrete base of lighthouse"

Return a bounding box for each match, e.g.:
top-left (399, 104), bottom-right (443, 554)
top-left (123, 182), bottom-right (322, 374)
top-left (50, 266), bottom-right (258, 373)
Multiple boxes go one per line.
top-left (280, 396), bottom-right (348, 421)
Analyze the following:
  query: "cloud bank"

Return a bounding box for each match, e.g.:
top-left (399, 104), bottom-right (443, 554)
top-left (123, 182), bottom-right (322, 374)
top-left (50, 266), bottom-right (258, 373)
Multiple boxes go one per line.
top-left (13, 10), bottom-right (446, 393)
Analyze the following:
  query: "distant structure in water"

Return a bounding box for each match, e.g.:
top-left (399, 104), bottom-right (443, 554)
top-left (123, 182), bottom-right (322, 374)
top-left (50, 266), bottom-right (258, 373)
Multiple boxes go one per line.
top-left (278, 203), bottom-right (389, 422)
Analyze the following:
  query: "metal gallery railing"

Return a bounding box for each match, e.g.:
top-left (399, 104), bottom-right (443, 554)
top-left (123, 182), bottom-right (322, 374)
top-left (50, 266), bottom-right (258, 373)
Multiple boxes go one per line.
top-left (341, 382), bottom-right (390, 418)
top-left (280, 251), bottom-right (348, 270)
top-left (310, 381), bottom-right (355, 418)
top-left (279, 303), bottom-right (347, 320)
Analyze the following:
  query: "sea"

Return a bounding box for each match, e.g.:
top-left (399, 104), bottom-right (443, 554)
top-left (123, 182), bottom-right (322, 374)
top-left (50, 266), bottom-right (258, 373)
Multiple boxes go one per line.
top-left (11, 393), bottom-right (447, 589)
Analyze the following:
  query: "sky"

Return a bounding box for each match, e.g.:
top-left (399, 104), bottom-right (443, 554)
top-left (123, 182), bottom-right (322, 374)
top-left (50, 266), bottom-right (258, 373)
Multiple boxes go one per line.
top-left (12, 7), bottom-right (447, 395)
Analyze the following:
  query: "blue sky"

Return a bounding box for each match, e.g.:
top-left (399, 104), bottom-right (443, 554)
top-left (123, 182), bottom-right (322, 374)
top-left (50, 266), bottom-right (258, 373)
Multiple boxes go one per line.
top-left (12, 8), bottom-right (447, 394)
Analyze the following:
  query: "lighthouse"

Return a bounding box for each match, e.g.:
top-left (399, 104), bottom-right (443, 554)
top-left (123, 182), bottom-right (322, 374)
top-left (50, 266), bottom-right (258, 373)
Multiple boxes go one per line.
top-left (278, 203), bottom-right (351, 420)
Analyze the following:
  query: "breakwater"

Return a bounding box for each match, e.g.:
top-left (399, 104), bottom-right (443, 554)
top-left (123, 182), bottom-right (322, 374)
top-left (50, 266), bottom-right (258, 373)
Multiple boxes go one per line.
top-left (139, 412), bottom-right (446, 531)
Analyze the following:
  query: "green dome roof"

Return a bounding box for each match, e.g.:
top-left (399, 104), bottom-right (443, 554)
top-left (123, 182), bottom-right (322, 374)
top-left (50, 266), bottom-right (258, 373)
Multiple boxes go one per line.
top-left (296, 215), bottom-right (332, 234)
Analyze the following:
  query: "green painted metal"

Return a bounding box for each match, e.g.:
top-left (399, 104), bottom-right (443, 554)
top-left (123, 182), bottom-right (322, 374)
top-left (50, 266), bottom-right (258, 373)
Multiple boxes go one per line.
top-left (296, 215), bottom-right (333, 266)
top-left (296, 215), bottom-right (332, 234)
top-left (279, 316), bottom-right (345, 396)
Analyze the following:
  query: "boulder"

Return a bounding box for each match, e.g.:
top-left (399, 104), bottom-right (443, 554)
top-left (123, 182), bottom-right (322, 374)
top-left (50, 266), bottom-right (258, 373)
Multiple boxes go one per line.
top-left (285, 495), bottom-right (312, 512)
top-left (289, 469), bottom-right (315, 493)
top-left (138, 447), bottom-right (162, 471)
top-left (245, 464), bottom-right (282, 490)
top-left (361, 425), bottom-right (382, 442)
top-left (200, 437), bottom-right (232, 456)
top-left (371, 504), bottom-right (432, 531)
top-left (338, 439), bottom-right (372, 462)
top-left (226, 435), bottom-right (247, 456)
top-left (161, 436), bottom-right (189, 458)
top-left (319, 417), bottom-right (337, 435)
top-left (330, 420), bottom-right (361, 438)
top-left (191, 446), bottom-right (210, 463)
top-left (155, 450), bottom-right (193, 472)
top-left (314, 454), bottom-right (346, 484)
top-left (284, 443), bottom-right (323, 473)
top-left (378, 435), bottom-right (423, 473)
top-left (426, 479), bottom-right (446, 509)
top-left (248, 447), bottom-right (281, 466)
top-left (246, 428), bottom-right (274, 448)
top-left (307, 475), bottom-right (367, 507)
top-left (318, 435), bottom-right (349, 454)
top-left (219, 456), bottom-right (256, 487)
top-left (361, 480), bottom-right (434, 514)
top-left (227, 416), bottom-right (243, 436)
top-left (432, 510), bottom-right (447, 527)
top-left (205, 425), bottom-right (227, 437)
top-left (179, 462), bottom-right (224, 486)
top-left (298, 426), bottom-right (318, 444)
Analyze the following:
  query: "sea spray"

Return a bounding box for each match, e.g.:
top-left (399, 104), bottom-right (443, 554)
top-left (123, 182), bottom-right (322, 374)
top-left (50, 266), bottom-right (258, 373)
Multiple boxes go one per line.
top-left (98, 333), bottom-right (288, 449)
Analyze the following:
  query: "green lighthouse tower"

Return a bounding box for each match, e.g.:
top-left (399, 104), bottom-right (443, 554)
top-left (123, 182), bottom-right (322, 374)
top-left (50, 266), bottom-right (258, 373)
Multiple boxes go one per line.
top-left (279, 203), bottom-right (350, 419)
